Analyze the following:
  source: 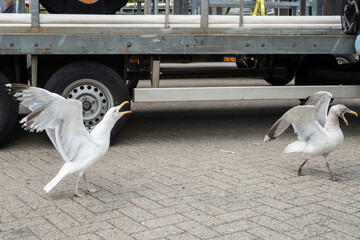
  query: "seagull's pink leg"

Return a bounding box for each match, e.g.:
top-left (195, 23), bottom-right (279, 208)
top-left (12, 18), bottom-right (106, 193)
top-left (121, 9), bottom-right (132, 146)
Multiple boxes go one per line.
top-left (74, 176), bottom-right (85, 197)
top-left (325, 156), bottom-right (339, 181)
top-left (83, 173), bottom-right (100, 193)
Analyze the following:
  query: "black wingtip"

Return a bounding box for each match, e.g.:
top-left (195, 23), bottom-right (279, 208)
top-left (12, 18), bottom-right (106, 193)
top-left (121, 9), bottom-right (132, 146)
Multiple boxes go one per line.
top-left (299, 96), bottom-right (310, 106)
top-left (5, 83), bottom-right (30, 98)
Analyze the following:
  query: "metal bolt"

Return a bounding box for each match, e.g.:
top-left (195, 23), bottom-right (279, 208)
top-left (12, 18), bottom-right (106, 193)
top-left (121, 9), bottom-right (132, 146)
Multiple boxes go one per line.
top-left (90, 109), bottom-right (94, 113)
top-left (185, 43), bottom-right (189, 47)
top-left (261, 43), bottom-right (265, 47)
top-left (34, 43), bottom-right (38, 47)
top-left (313, 43), bottom-right (317, 47)
top-left (245, 43), bottom-right (249, 47)
top-left (91, 100), bottom-right (95, 104)
top-left (127, 42), bottom-right (132, 47)
top-left (9, 43), bottom-right (13, 47)
top-left (103, 106), bottom-right (106, 110)
top-left (83, 97), bottom-right (87, 100)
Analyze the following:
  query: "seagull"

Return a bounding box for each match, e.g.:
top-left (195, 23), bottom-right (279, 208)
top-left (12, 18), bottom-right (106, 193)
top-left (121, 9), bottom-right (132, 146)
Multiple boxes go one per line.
top-left (264, 91), bottom-right (357, 181)
top-left (298, 91), bottom-right (334, 127)
top-left (6, 83), bottom-right (131, 197)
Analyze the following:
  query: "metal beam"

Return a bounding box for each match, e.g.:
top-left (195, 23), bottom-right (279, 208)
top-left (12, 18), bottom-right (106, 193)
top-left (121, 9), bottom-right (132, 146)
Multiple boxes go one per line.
top-left (31, 0), bottom-right (39, 27)
top-left (201, 0), bottom-right (209, 28)
top-left (127, 67), bottom-right (286, 80)
top-left (151, 56), bottom-right (160, 88)
top-left (133, 85), bottom-right (360, 102)
top-left (300, 0), bottom-right (306, 15)
top-left (0, 34), bottom-right (355, 55)
top-left (31, 55), bottom-right (38, 86)
top-left (165, 0), bottom-right (170, 28)
top-left (239, 0), bottom-right (243, 27)
top-left (144, 0), bottom-right (152, 15)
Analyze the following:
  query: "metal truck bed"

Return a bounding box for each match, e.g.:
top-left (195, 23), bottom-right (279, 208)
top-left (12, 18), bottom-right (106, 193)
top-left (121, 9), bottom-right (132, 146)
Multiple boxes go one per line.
top-left (0, 14), bottom-right (355, 55)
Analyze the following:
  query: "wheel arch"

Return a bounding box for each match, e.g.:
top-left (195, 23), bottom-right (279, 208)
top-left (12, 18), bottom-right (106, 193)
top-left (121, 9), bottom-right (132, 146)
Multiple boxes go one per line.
top-left (37, 55), bottom-right (126, 87)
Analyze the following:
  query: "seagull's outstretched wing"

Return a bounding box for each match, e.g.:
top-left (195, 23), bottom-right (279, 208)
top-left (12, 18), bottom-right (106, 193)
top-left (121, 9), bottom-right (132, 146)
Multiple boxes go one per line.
top-left (264, 105), bottom-right (325, 142)
top-left (8, 84), bottom-right (98, 162)
top-left (20, 99), bottom-right (99, 161)
top-left (6, 83), bottom-right (64, 111)
top-left (300, 91), bottom-right (332, 127)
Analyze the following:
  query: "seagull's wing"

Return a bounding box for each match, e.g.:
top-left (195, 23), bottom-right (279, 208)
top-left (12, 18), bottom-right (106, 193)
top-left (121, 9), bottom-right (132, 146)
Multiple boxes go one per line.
top-left (7, 83), bottom-right (64, 111)
top-left (20, 99), bottom-right (99, 162)
top-left (264, 105), bottom-right (325, 142)
top-left (300, 91), bottom-right (332, 127)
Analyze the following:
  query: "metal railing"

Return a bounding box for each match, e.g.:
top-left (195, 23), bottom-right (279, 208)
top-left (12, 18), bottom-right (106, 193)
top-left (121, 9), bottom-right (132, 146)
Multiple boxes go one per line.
top-left (24, 0), bottom-right (321, 28)
top-left (192, 0), bottom-right (319, 16)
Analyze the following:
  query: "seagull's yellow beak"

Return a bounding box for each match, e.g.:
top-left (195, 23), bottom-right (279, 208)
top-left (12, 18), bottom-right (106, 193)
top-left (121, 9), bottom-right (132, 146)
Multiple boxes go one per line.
top-left (121, 111), bottom-right (132, 115)
top-left (342, 110), bottom-right (358, 126)
top-left (119, 101), bottom-right (129, 109)
top-left (116, 101), bottom-right (131, 115)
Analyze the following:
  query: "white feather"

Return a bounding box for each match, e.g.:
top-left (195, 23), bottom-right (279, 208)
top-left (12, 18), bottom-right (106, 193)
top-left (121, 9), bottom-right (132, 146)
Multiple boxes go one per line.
top-left (8, 83), bottom-right (130, 194)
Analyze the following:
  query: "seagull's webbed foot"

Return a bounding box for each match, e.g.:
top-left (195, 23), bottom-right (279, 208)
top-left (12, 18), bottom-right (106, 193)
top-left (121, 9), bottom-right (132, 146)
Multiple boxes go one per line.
top-left (83, 174), bottom-right (100, 194)
top-left (87, 188), bottom-right (100, 193)
top-left (74, 191), bottom-right (85, 198)
top-left (329, 174), bottom-right (340, 182)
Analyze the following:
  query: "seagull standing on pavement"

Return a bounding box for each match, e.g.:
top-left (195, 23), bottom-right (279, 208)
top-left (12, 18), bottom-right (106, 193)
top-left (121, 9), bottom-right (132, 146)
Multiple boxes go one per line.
top-left (264, 91), bottom-right (357, 181)
top-left (7, 83), bottom-right (131, 197)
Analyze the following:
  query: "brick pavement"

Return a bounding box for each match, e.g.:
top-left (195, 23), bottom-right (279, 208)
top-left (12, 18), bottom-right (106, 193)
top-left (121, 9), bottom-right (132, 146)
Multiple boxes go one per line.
top-left (1, 97), bottom-right (360, 240)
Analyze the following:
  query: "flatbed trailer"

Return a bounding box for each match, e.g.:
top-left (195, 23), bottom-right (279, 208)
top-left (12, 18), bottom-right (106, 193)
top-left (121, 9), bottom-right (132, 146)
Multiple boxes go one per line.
top-left (0, 0), bottom-right (359, 144)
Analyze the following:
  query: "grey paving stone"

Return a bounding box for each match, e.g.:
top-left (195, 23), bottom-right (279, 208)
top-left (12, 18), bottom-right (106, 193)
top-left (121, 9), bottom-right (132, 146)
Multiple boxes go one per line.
top-left (1, 97), bottom-right (359, 240)
top-left (176, 220), bottom-right (221, 239)
top-left (131, 225), bottom-right (184, 240)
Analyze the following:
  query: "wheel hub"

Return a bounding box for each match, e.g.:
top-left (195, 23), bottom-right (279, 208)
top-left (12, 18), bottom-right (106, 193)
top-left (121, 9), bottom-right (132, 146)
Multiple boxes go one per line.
top-left (82, 101), bottom-right (91, 110)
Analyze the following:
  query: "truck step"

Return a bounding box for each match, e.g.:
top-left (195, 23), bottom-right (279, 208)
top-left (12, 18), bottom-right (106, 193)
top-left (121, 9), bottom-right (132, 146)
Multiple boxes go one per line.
top-left (133, 85), bottom-right (360, 102)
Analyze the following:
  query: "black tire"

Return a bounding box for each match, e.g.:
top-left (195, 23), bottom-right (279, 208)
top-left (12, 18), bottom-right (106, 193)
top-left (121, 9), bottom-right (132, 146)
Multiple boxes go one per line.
top-left (126, 61), bottom-right (140, 97)
top-left (263, 69), bottom-right (295, 86)
top-left (44, 61), bottom-right (130, 138)
top-left (0, 73), bottom-right (18, 145)
top-left (295, 54), bottom-right (338, 85)
top-left (263, 55), bottom-right (297, 86)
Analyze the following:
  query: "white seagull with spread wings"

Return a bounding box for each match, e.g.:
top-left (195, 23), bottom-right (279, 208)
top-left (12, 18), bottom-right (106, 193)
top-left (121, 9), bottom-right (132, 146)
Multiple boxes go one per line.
top-left (264, 91), bottom-right (357, 181)
top-left (7, 83), bottom-right (131, 197)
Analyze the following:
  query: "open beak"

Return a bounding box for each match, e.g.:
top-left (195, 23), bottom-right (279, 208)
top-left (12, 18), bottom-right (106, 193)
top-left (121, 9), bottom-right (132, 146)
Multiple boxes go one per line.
top-left (121, 111), bottom-right (132, 115)
top-left (119, 101), bottom-right (129, 109)
top-left (117, 101), bottom-right (131, 115)
top-left (342, 110), bottom-right (358, 126)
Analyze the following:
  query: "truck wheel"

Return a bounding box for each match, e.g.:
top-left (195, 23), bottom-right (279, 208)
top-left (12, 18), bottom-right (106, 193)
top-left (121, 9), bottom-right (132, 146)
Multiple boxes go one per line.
top-left (44, 61), bottom-right (130, 137)
top-left (263, 68), bottom-right (295, 86)
top-left (295, 54), bottom-right (338, 85)
top-left (263, 55), bottom-right (297, 86)
top-left (0, 73), bottom-right (18, 145)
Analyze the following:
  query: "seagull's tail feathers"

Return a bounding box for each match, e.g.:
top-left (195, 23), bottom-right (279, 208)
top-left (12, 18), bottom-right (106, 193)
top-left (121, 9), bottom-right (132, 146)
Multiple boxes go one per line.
top-left (44, 164), bottom-right (71, 193)
top-left (284, 141), bottom-right (306, 153)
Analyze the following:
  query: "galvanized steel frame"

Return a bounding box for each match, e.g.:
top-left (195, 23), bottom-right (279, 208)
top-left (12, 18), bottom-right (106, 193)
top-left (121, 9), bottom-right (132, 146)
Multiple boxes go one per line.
top-left (0, 0), bottom-right (354, 56)
top-left (134, 85), bottom-right (360, 102)
top-left (0, 33), bottom-right (355, 55)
